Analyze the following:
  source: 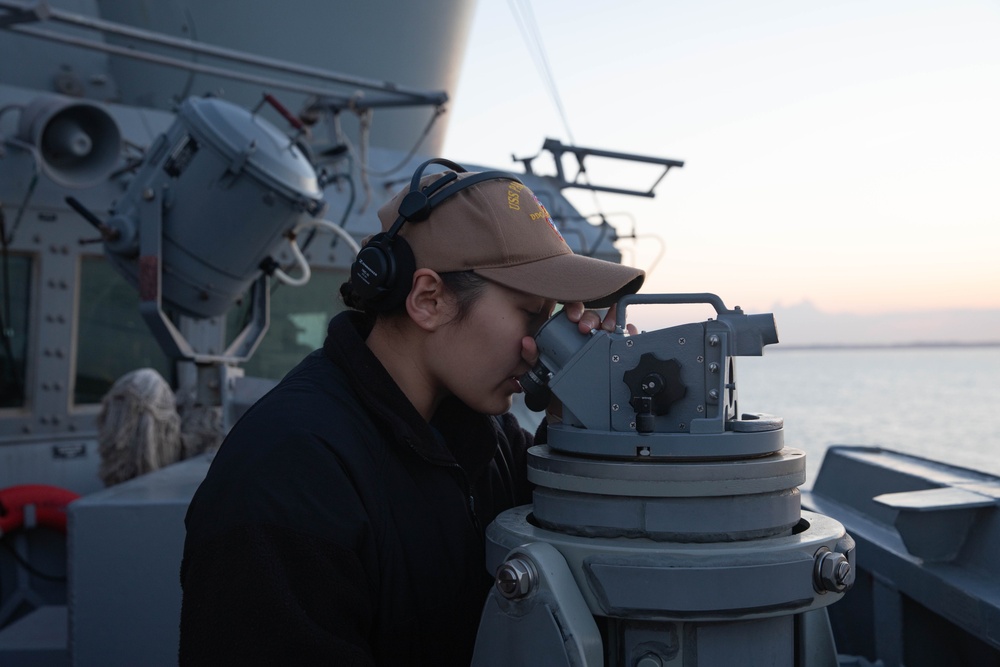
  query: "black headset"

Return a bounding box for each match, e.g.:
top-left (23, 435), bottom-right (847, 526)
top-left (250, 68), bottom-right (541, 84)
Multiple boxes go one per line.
top-left (349, 158), bottom-right (523, 312)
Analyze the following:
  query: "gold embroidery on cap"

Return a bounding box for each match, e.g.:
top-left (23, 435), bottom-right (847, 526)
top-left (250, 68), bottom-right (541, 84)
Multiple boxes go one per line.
top-left (507, 182), bottom-right (524, 210)
top-left (531, 194), bottom-right (565, 243)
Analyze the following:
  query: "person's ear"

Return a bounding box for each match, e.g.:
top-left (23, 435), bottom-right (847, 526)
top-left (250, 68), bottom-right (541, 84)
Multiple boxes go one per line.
top-left (406, 269), bottom-right (451, 331)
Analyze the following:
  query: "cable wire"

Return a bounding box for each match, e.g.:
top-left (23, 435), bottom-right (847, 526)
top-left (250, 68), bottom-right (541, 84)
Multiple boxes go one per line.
top-left (506, 0), bottom-right (610, 224)
top-left (506, 0), bottom-right (575, 145)
top-left (0, 538), bottom-right (68, 582)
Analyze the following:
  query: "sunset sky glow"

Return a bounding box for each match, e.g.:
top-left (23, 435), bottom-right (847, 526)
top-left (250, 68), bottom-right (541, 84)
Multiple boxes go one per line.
top-left (443, 0), bottom-right (1000, 318)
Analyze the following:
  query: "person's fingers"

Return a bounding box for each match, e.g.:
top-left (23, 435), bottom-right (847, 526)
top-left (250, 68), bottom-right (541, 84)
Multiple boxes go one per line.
top-left (562, 301), bottom-right (585, 322)
top-left (561, 302), bottom-right (599, 334)
top-left (521, 334), bottom-right (539, 365)
top-left (600, 304), bottom-right (621, 332)
top-left (561, 302), bottom-right (635, 335)
top-left (578, 311), bottom-right (603, 333)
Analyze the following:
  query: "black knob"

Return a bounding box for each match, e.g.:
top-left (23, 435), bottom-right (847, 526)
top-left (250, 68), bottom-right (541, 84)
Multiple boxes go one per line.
top-left (623, 353), bottom-right (686, 417)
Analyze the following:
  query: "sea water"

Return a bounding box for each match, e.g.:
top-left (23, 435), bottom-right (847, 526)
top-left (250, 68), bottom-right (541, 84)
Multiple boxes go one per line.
top-left (511, 345), bottom-right (999, 488)
top-left (737, 345), bottom-right (1000, 488)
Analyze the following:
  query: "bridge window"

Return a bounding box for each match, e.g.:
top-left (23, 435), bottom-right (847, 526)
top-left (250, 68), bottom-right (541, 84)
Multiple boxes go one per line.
top-left (75, 256), bottom-right (171, 405)
top-left (228, 269), bottom-right (348, 381)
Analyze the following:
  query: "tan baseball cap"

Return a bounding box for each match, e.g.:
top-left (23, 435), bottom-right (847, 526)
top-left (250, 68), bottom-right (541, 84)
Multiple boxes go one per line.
top-left (376, 171), bottom-right (644, 308)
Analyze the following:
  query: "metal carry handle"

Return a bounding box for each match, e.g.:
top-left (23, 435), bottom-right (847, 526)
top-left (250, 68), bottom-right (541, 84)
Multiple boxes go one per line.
top-left (614, 293), bottom-right (738, 333)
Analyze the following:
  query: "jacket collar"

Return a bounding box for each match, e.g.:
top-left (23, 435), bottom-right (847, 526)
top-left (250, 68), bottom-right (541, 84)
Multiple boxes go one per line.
top-left (322, 312), bottom-right (499, 477)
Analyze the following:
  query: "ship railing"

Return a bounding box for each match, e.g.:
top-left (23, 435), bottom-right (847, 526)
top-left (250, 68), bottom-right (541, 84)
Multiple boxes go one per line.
top-left (514, 137), bottom-right (685, 198)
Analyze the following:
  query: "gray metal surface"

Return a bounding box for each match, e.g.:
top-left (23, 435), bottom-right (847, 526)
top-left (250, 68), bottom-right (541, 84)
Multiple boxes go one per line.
top-left (476, 296), bottom-right (855, 665)
top-left (528, 445), bottom-right (806, 541)
top-left (805, 446), bottom-right (1000, 665)
top-left (472, 542), bottom-right (603, 667)
top-left (0, 0), bottom-right (470, 154)
top-left (68, 453), bottom-right (211, 667)
top-left (487, 506), bottom-right (852, 619)
top-left (530, 296), bottom-right (782, 459)
top-left (0, 605), bottom-right (68, 667)
top-left (104, 95), bottom-right (323, 321)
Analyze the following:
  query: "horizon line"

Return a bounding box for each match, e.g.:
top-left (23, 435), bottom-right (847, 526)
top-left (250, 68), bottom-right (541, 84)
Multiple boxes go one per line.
top-left (772, 340), bottom-right (1000, 352)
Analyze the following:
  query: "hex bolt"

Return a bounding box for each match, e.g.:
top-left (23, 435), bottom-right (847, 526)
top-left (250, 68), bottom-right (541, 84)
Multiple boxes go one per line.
top-left (835, 560), bottom-right (852, 585)
top-left (495, 557), bottom-right (536, 600)
top-left (813, 548), bottom-right (852, 593)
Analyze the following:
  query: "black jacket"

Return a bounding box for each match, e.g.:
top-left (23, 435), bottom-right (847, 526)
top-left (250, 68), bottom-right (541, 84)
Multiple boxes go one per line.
top-left (180, 311), bottom-right (535, 666)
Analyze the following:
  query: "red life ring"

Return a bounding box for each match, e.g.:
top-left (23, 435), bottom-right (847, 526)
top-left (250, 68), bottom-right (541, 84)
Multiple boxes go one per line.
top-left (0, 485), bottom-right (80, 536)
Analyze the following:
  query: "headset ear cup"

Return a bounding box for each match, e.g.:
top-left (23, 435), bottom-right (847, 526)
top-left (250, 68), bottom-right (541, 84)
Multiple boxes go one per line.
top-left (349, 233), bottom-right (416, 312)
top-left (350, 233), bottom-right (393, 302)
top-left (378, 235), bottom-right (415, 311)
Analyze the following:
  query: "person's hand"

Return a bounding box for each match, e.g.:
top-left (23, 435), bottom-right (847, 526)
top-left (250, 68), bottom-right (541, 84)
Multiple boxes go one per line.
top-left (519, 303), bottom-right (636, 369)
top-left (560, 302), bottom-right (638, 336)
top-left (520, 302), bottom-right (637, 424)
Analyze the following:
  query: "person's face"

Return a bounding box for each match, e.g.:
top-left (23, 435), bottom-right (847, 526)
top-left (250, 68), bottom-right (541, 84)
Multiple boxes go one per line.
top-left (430, 281), bottom-right (555, 415)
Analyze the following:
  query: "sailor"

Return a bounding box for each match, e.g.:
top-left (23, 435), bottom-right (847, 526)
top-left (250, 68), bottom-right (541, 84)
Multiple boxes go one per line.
top-left (179, 161), bottom-right (643, 666)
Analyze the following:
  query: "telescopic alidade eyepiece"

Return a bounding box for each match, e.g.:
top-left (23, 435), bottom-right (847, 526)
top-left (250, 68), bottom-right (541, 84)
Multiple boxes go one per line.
top-left (520, 363), bottom-right (553, 412)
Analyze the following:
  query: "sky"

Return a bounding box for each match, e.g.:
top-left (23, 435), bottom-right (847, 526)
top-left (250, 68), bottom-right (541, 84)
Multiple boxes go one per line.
top-left (441, 0), bottom-right (1000, 320)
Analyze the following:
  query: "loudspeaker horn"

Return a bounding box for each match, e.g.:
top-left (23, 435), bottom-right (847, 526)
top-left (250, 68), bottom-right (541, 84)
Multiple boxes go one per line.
top-left (17, 95), bottom-right (122, 189)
